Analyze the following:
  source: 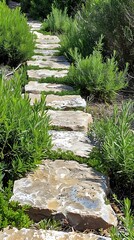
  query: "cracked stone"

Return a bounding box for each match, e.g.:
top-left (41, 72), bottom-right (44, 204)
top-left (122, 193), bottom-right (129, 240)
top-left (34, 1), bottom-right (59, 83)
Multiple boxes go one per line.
top-left (27, 69), bottom-right (68, 79)
top-left (35, 43), bottom-right (60, 49)
top-left (27, 60), bottom-right (70, 69)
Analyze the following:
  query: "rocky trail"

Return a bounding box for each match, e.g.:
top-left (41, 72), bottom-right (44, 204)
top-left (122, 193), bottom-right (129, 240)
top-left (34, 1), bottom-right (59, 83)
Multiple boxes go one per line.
top-left (0, 19), bottom-right (117, 240)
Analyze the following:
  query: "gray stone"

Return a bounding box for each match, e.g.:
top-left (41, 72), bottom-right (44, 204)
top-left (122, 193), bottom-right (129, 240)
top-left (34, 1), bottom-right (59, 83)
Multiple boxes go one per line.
top-left (28, 21), bottom-right (42, 31)
top-left (25, 81), bottom-right (73, 94)
top-left (35, 43), bottom-right (60, 50)
top-left (28, 93), bottom-right (86, 110)
top-left (34, 31), bottom-right (60, 43)
top-left (0, 228), bottom-right (111, 240)
top-left (27, 60), bottom-right (70, 69)
top-left (34, 49), bottom-right (59, 56)
top-left (32, 55), bottom-right (67, 62)
top-left (50, 130), bottom-right (93, 157)
top-left (47, 110), bottom-right (93, 132)
top-left (10, 160), bottom-right (117, 230)
top-left (27, 69), bottom-right (68, 79)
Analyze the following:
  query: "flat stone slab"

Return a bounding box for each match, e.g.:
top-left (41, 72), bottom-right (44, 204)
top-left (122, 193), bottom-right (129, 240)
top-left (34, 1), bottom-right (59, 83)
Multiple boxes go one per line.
top-left (27, 69), bottom-right (68, 79)
top-left (25, 81), bottom-right (73, 94)
top-left (27, 60), bottom-right (70, 69)
top-left (10, 160), bottom-right (117, 230)
top-left (0, 228), bottom-right (111, 240)
top-left (34, 49), bottom-right (59, 56)
top-left (28, 93), bottom-right (86, 110)
top-left (50, 130), bottom-right (93, 157)
top-left (34, 31), bottom-right (60, 43)
top-left (48, 110), bottom-right (93, 132)
top-left (35, 43), bottom-right (60, 49)
top-left (32, 55), bottom-right (67, 62)
top-left (28, 21), bottom-right (42, 31)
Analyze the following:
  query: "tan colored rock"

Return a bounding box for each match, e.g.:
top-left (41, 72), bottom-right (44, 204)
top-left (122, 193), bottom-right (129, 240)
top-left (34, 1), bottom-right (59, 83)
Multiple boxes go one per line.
top-left (28, 21), bottom-right (42, 31)
top-left (27, 69), bottom-right (68, 79)
top-left (25, 81), bottom-right (73, 94)
top-left (50, 130), bottom-right (93, 157)
top-left (34, 31), bottom-right (60, 43)
top-left (28, 93), bottom-right (86, 110)
top-left (48, 110), bottom-right (93, 132)
top-left (35, 43), bottom-right (60, 49)
top-left (10, 160), bottom-right (117, 230)
top-left (27, 60), bottom-right (70, 69)
top-left (0, 228), bottom-right (111, 240)
top-left (34, 49), bottom-right (59, 56)
top-left (32, 55), bottom-right (67, 62)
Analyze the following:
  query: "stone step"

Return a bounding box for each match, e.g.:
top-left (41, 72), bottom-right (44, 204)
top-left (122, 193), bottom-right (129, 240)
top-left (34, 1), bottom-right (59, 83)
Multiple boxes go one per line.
top-left (0, 228), bottom-right (111, 240)
top-left (27, 69), bottom-right (68, 79)
top-left (10, 160), bottom-right (117, 231)
top-left (34, 31), bottom-right (60, 43)
top-left (34, 49), bottom-right (59, 56)
top-left (50, 130), bottom-right (93, 157)
top-left (32, 55), bottom-right (67, 62)
top-left (28, 93), bottom-right (86, 110)
top-left (25, 81), bottom-right (73, 94)
top-left (35, 43), bottom-right (60, 49)
top-left (28, 21), bottom-right (42, 31)
top-left (47, 110), bottom-right (93, 132)
top-left (27, 60), bottom-right (70, 69)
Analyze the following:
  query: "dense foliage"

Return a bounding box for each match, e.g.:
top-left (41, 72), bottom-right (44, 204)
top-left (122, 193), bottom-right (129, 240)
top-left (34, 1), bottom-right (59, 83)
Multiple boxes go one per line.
top-left (0, 1), bottom-right (35, 66)
top-left (0, 72), bottom-right (51, 188)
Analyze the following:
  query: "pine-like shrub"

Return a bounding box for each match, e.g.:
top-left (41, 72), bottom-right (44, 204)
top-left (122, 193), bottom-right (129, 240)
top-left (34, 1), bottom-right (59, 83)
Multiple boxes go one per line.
top-left (54, 0), bottom-right (86, 16)
top-left (0, 1), bottom-right (35, 66)
top-left (0, 73), bottom-right (51, 187)
top-left (42, 6), bottom-right (73, 34)
top-left (67, 41), bottom-right (128, 101)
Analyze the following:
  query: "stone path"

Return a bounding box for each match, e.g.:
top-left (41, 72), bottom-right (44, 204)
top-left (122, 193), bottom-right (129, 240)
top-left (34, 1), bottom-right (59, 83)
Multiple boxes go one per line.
top-left (1, 17), bottom-right (117, 239)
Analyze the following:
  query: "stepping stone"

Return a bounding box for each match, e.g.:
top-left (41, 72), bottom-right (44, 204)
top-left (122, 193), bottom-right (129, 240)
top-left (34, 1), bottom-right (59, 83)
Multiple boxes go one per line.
top-left (25, 81), bottom-right (73, 94)
top-left (10, 160), bottom-right (117, 230)
top-left (0, 228), bottom-right (111, 240)
top-left (47, 110), bottom-right (93, 132)
top-left (34, 49), bottom-right (59, 56)
top-left (35, 43), bottom-right (60, 49)
top-left (50, 130), bottom-right (93, 157)
top-left (27, 69), bottom-right (68, 79)
top-left (27, 60), bottom-right (70, 69)
top-left (34, 31), bottom-right (60, 43)
top-left (28, 93), bottom-right (86, 110)
top-left (28, 21), bottom-right (42, 31)
top-left (32, 55), bottom-right (67, 62)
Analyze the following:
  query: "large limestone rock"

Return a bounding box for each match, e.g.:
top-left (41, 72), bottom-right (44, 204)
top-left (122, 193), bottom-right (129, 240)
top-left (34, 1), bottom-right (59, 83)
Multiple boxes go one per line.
top-left (35, 43), bottom-right (60, 49)
top-left (27, 69), bottom-right (68, 79)
top-left (25, 81), bottom-right (73, 94)
top-left (28, 93), bottom-right (86, 110)
top-left (0, 228), bottom-right (111, 240)
top-left (32, 55), bottom-right (67, 62)
top-left (48, 110), bottom-right (93, 132)
top-left (27, 60), bottom-right (70, 69)
top-left (34, 49), bottom-right (59, 56)
top-left (10, 160), bottom-right (117, 230)
top-left (28, 21), bottom-right (42, 31)
top-left (50, 130), bottom-right (93, 157)
top-left (34, 32), bottom-right (60, 43)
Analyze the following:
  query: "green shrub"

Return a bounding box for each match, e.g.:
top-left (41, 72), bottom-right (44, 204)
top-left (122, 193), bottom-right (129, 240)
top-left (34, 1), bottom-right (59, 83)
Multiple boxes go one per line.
top-left (0, 73), bottom-right (51, 187)
top-left (91, 101), bottom-right (134, 190)
top-left (0, 1), bottom-right (35, 66)
top-left (0, 182), bottom-right (32, 229)
top-left (42, 6), bottom-right (73, 34)
top-left (67, 40), bottom-right (128, 101)
top-left (54, 0), bottom-right (86, 16)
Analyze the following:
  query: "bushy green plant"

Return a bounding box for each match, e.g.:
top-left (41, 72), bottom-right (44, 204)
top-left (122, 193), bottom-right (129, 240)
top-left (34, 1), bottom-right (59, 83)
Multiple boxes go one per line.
top-left (67, 40), bottom-right (128, 101)
top-left (42, 6), bottom-right (73, 34)
top-left (0, 73), bottom-right (51, 186)
top-left (0, 1), bottom-right (35, 66)
top-left (90, 101), bottom-right (134, 190)
top-left (0, 182), bottom-right (32, 229)
top-left (110, 198), bottom-right (134, 240)
top-left (54, 0), bottom-right (86, 16)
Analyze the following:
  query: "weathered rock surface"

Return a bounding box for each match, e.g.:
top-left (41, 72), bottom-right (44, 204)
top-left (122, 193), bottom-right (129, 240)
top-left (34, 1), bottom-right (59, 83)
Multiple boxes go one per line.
top-left (28, 93), bottom-right (86, 110)
top-left (0, 228), bottom-right (111, 240)
top-left (35, 43), bottom-right (60, 49)
top-left (50, 130), bottom-right (93, 157)
top-left (34, 32), bottom-right (60, 43)
top-left (32, 55), bottom-right (67, 62)
top-left (27, 69), bottom-right (68, 79)
top-left (27, 60), bottom-right (70, 69)
top-left (34, 49), bottom-right (59, 56)
top-left (25, 81), bottom-right (73, 94)
top-left (48, 110), bottom-right (93, 132)
top-left (10, 160), bottom-right (117, 230)
top-left (28, 21), bottom-right (42, 31)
